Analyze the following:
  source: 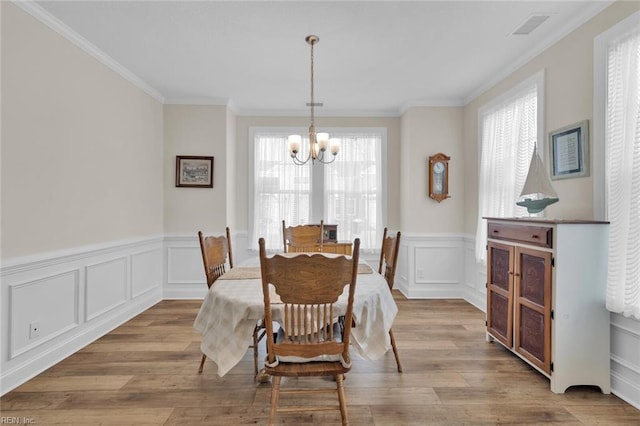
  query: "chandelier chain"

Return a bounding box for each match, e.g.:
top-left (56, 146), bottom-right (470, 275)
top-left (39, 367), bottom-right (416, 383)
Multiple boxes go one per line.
top-left (310, 37), bottom-right (315, 128)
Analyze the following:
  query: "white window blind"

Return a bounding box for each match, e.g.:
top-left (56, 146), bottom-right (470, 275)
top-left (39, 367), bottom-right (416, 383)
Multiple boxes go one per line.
top-left (324, 132), bottom-right (383, 251)
top-left (475, 73), bottom-right (543, 263)
top-left (250, 128), bottom-right (385, 251)
top-left (252, 131), bottom-right (312, 250)
top-left (605, 28), bottom-right (640, 319)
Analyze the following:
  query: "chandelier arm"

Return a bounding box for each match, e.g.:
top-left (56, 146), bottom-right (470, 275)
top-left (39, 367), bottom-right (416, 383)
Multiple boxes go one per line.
top-left (291, 151), bottom-right (312, 165)
top-left (316, 153), bottom-right (337, 165)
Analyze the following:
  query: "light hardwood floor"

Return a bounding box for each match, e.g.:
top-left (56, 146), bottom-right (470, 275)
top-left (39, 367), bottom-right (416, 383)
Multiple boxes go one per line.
top-left (1, 295), bottom-right (639, 425)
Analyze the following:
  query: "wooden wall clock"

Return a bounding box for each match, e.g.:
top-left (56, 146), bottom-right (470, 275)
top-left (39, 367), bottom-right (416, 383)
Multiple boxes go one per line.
top-left (428, 153), bottom-right (451, 202)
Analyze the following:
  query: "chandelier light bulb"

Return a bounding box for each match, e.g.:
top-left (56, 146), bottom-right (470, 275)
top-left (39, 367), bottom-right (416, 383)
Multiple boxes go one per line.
top-left (288, 135), bottom-right (302, 155)
top-left (316, 133), bottom-right (330, 151)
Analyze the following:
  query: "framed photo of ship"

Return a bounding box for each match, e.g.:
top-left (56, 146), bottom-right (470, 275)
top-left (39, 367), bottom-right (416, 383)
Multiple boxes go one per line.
top-left (175, 156), bottom-right (214, 188)
top-left (549, 120), bottom-right (589, 180)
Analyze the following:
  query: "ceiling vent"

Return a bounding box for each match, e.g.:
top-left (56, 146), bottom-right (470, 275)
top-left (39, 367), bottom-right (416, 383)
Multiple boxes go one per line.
top-left (512, 15), bottom-right (550, 35)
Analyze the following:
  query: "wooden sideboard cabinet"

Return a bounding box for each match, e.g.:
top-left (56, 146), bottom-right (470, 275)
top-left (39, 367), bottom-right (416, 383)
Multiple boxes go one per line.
top-left (485, 217), bottom-right (610, 394)
top-left (321, 242), bottom-right (352, 255)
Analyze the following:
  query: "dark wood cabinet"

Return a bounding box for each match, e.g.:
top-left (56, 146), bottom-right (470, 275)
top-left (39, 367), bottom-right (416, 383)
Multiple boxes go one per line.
top-left (485, 218), bottom-right (610, 394)
top-left (487, 242), bottom-right (513, 348)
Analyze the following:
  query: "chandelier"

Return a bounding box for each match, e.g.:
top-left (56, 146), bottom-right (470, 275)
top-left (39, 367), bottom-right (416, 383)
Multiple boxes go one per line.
top-left (288, 35), bottom-right (339, 165)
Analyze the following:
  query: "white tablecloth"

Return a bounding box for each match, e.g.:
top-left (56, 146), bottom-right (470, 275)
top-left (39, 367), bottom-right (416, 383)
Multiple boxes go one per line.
top-left (193, 256), bottom-right (398, 376)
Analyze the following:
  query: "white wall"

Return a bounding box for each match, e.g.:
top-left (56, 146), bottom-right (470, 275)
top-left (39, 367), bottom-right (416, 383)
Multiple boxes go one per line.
top-left (1, 2), bottom-right (164, 395)
top-left (400, 107), bottom-right (464, 233)
top-left (1, 2), bottom-right (164, 258)
top-left (462, 1), bottom-right (640, 232)
top-left (163, 105), bottom-right (229, 234)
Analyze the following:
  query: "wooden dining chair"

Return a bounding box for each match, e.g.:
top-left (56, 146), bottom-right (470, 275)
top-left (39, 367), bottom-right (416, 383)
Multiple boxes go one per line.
top-left (258, 237), bottom-right (360, 426)
top-left (197, 228), bottom-right (265, 376)
top-left (378, 227), bottom-right (403, 372)
top-left (282, 220), bottom-right (324, 253)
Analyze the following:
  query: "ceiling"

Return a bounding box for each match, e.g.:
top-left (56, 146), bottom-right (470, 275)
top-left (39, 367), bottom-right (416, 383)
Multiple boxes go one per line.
top-left (30, 0), bottom-right (612, 116)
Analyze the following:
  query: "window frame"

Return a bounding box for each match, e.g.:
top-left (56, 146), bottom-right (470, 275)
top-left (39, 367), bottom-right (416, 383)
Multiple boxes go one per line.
top-left (475, 70), bottom-right (545, 263)
top-left (593, 10), bottom-right (640, 220)
top-left (248, 126), bottom-right (387, 251)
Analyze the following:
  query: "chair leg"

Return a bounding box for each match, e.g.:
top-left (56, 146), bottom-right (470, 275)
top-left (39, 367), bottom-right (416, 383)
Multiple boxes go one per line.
top-left (252, 328), bottom-right (259, 376)
top-left (198, 353), bottom-right (207, 374)
top-left (268, 376), bottom-right (281, 425)
top-left (336, 374), bottom-right (349, 426)
top-left (389, 329), bottom-right (403, 373)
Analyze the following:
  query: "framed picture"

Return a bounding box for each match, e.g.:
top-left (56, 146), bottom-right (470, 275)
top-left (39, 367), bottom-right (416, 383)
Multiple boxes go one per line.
top-left (175, 156), bottom-right (214, 188)
top-left (549, 120), bottom-right (589, 180)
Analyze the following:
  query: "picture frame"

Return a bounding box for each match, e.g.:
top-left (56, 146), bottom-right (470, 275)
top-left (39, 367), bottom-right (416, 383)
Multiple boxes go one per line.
top-left (549, 120), bottom-right (589, 180)
top-left (175, 156), bottom-right (214, 188)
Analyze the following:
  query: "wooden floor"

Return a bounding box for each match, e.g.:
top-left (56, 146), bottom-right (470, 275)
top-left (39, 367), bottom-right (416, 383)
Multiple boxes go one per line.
top-left (1, 294), bottom-right (639, 425)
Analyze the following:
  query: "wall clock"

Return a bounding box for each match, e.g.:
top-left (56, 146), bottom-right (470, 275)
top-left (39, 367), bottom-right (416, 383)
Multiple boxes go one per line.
top-left (428, 153), bottom-right (451, 202)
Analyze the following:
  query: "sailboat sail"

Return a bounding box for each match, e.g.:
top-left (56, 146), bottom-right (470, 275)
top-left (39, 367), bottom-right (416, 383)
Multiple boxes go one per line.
top-left (516, 147), bottom-right (559, 213)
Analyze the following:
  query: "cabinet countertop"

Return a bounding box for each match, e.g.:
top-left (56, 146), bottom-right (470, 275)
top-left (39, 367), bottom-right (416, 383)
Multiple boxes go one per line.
top-left (483, 217), bottom-right (609, 225)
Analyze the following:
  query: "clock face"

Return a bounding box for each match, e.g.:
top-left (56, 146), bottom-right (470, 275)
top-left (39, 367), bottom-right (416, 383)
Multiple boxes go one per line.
top-left (433, 161), bottom-right (445, 174)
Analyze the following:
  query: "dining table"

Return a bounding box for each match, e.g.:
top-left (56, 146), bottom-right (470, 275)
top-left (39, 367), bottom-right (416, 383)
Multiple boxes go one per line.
top-left (193, 252), bottom-right (398, 377)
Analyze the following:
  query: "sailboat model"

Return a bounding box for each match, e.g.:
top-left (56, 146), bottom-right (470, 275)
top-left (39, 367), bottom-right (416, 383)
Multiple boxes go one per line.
top-left (516, 147), bottom-right (559, 213)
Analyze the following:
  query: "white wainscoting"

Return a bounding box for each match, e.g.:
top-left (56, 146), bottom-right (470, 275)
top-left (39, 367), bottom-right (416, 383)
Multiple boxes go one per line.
top-left (395, 233), bottom-right (474, 299)
top-left (164, 231), bottom-right (381, 300)
top-left (610, 313), bottom-right (640, 409)
top-left (0, 236), bottom-right (163, 395)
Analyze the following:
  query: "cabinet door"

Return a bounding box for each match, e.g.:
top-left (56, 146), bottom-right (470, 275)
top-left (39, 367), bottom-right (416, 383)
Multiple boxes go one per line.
top-left (514, 247), bottom-right (552, 374)
top-left (487, 242), bottom-right (514, 348)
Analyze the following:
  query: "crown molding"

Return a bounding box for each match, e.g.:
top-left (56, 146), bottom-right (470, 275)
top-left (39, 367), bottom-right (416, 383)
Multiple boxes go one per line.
top-left (234, 108), bottom-right (402, 118)
top-left (399, 98), bottom-right (466, 115)
top-left (463, 0), bottom-right (615, 105)
top-left (13, 0), bottom-right (165, 103)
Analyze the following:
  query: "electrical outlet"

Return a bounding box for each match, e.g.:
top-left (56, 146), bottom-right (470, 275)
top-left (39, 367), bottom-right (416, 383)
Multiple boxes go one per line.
top-left (29, 321), bottom-right (40, 339)
top-left (416, 268), bottom-right (424, 279)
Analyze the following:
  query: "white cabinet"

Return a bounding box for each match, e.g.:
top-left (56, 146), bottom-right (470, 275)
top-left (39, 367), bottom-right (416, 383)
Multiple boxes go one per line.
top-left (485, 218), bottom-right (610, 394)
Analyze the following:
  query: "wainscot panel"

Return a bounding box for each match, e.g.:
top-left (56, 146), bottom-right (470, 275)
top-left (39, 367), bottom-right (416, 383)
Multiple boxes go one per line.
top-left (85, 257), bottom-right (127, 321)
top-left (164, 235), bottom-right (208, 299)
top-left (610, 313), bottom-right (640, 409)
top-left (463, 236), bottom-right (486, 312)
top-left (10, 270), bottom-right (79, 359)
top-left (0, 236), bottom-right (163, 395)
top-left (397, 233), bottom-right (467, 299)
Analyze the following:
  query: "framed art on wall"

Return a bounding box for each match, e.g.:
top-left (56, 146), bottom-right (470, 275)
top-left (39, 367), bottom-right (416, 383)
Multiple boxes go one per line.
top-left (549, 120), bottom-right (589, 180)
top-left (175, 156), bottom-right (214, 188)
